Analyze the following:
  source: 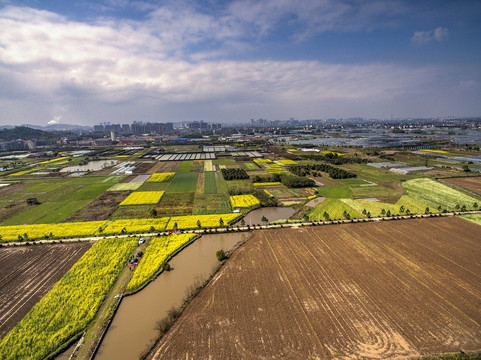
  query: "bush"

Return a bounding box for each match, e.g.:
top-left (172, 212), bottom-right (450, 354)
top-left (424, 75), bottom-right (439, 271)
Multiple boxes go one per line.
top-left (216, 249), bottom-right (227, 261)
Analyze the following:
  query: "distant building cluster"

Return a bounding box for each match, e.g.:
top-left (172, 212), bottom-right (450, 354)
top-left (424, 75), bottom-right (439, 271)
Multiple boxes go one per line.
top-left (93, 121), bottom-right (174, 135)
top-left (181, 120), bottom-right (222, 130)
top-left (250, 118), bottom-right (299, 127)
top-left (0, 139), bottom-right (37, 151)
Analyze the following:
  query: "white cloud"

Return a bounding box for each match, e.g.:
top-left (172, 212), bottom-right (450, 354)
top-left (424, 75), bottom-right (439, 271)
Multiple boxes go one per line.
top-left (411, 27), bottom-right (449, 44)
top-left (0, 4), bottom-right (479, 124)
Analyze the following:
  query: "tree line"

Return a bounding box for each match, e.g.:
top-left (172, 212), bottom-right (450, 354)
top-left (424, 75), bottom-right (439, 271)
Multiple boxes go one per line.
top-left (290, 163), bottom-right (356, 179)
top-left (221, 168), bottom-right (249, 180)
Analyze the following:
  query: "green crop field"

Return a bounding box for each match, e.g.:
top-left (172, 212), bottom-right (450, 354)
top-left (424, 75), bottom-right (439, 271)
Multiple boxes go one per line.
top-left (317, 186), bottom-right (352, 198)
top-left (0, 237), bottom-right (137, 360)
top-left (459, 214), bottom-right (481, 226)
top-left (157, 192), bottom-right (195, 215)
top-left (309, 198), bottom-right (362, 221)
top-left (334, 178), bottom-right (368, 186)
top-left (342, 195), bottom-right (430, 217)
top-left (177, 160), bottom-right (194, 172)
top-left (1, 178), bottom-right (120, 225)
top-left (204, 172), bottom-right (217, 194)
top-left (167, 173), bottom-right (199, 193)
top-left (108, 182), bottom-right (142, 191)
top-left (216, 158), bottom-right (236, 165)
top-left (402, 178), bottom-right (480, 211)
top-left (193, 194), bottom-right (232, 214)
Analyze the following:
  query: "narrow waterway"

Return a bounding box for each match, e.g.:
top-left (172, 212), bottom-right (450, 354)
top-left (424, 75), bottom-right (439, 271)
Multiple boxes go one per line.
top-left (94, 232), bottom-right (250, 360)
top-left (239, 206), bottom-right (295, 225)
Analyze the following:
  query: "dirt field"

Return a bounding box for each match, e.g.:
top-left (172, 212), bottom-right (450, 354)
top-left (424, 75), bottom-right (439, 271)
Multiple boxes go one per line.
top-left (66, 191), bottom-right (131, 221)
top-left (442, 177), bottom-right (481, 196)
top-left (149, 217), bottom-right (481, 359)
top-left (146, 161), bottom-right (181, 174)
top-left (0, 242), bottom-right (91, 339)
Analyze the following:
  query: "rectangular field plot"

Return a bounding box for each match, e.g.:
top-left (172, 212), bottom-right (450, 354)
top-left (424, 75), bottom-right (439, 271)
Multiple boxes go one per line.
top-left (150, 217), bottom-right (481, 360)
top-left (203, 172), bottom-right (217, 194)
top-left (193, 194), bottom-right (231, 214)
top-left (167, 173), bottom-right (198, 193)
top-left (0, 243), bottom-right (91, 339)
top-left (442, 176), bottom-right (481, 196)
top-left (156, 192), bottom-right (195, 215)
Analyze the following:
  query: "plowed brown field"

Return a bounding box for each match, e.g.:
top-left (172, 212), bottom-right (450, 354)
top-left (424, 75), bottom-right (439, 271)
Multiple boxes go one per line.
top-left (0, 242), bottom-right (91, 339)
top-left (442, 176), bottom-right (481, 195)
top-left (149, 217), bottom-right (481, 360)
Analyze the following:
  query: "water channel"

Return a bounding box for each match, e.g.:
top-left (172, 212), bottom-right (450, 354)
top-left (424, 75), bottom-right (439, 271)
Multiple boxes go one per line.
top-left (238, 206), bottom-right (295, 225)
top-left (93, 232), bottom-right (250, 360)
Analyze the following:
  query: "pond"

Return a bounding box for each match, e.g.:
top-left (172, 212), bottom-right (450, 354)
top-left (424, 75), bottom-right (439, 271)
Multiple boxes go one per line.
top-left (238, 207), bottom-right (295, 225)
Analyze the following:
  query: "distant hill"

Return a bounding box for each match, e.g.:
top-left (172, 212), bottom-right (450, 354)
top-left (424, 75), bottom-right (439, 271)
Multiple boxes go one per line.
top-left (0, 126), bottom-right (69, 141)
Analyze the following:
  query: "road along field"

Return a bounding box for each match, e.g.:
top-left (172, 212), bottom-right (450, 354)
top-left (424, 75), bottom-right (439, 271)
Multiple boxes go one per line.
top-left (149, 217), bottom-right (481, 360)
top-left (0, 242), bottom-right (91, 340)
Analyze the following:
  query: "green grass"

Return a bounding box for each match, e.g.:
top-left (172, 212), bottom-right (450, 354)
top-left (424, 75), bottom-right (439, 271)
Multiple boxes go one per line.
top-left (157, 192), bottom-right (195, 215)
top-left (350, 185), bottom-right (398, 200)
top-left (108, 182), bottom-right (142, 191)
top-left (335, 178), bottom-right (369, 186)
top-left (215, 172), bottom-right (228, 193)
top-left (239, 162), bottom-right (259, 170)
top-left (204, 172), bottom-right (217, 194)
top-left (177, 160), bottom-right (194, 172)
top-left (167, 173), bottom-right (199, 193)
top-left (1, 180), bottom-right (117, 225)
top-left (193, 194), bottom-right (232, 214)
top-left (110, 204), bottom-right (154, 219)
top-left (225, 179), bottom-right (254, 195)
top-left (309, 198), bottom-right (362, 221)
top-left (342, 195), bottom-right (430, 217)
top-left (402, 178), bottom-right (479, 211)
top-left (136, 182), bottom-right (170, 192)
top-left (216, 158), bottom-right (236, 165)
top-left (317, 186), bottom-right (352, 198)
top-left (459, 214), bottom-right (481, 226)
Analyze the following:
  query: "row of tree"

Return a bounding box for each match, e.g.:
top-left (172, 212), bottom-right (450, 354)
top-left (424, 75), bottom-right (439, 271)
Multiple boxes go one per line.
top-left (291, 164), bottom-right (356, 179)
top-left (221, 168), bottom-right (249, 180)
top-left (299, 153), bottom-right (367, 165)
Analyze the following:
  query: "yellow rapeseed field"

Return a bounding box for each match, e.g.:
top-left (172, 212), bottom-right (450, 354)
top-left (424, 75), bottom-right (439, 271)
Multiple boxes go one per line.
top-left (119, 191), bottom-right (165, 205)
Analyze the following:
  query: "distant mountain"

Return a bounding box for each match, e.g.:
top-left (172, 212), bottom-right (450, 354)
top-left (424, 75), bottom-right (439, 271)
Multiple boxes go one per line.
top-left (0, 126), bottom-right (69, 141)
top-left (21, 123), bottom-right (92, 131)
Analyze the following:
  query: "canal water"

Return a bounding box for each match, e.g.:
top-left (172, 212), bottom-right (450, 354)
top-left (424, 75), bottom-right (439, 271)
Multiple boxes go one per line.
top-left (60, 160), bottom-right (117, 172)
top-left (94, 232), bottom-right (251, 360)
top-left (239, 206), bottom-right (295, 225)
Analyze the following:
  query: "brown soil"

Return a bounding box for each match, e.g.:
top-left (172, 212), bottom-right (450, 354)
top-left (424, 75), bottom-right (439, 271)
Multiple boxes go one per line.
top-left (66, 191), bottom-right (131, 222)
top-left (0, 242), bottom-right (91, 340)
top-left (134, 162), bottom-right (156, 174)
top-left (442, 177), bottom-right (481, 196)
top-left (149, 217), bottom-right (481, 359)
top-left (146, 161), bottom-right (181, 174)
top-left (0, 182), bottom-right (34, 197)
top-left (0, 202), bottom-right (28, 223)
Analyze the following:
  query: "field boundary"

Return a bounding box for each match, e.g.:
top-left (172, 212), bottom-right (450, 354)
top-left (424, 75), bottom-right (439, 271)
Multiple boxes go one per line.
top-left (1, 210), bottom-right (481, 248)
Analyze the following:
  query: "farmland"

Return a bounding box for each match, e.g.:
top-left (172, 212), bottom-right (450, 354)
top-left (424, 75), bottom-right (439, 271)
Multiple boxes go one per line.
top-left (149, 217), bottom-right (481, 359)
top-left (126, 233), bottom-right (197, 293)
top-left (403, 178), bottom-right (479, 211)
top-left (0, 242), bottom-right (91, 339)
top-left (0, 237), bottom-right (137, 360)
top-left (442, 176), bottom-right (481, 195)
top-left (119, 191), bottom-right (165, 206)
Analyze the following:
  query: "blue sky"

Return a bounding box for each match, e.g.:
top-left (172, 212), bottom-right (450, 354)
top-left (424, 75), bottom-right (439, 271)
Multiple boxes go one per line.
top-left (0, 0), bottom-right (480, 126)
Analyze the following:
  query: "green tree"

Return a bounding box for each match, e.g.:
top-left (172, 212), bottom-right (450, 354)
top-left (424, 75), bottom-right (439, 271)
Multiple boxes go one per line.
top-left (197, 219), bottom-right (202, 229)
top-left (240, 218), bottom-right (245, 226)
top-left (261, 215), bottom-right (269, 224)
top-left (149, 208), bottom-right (157, 217)
top-left (219, 217), bottom-right (224, 227)
top-left (381, 209), bottom-right (386, 216)
top-left (386, 210), bottom-right (391, 217)
top-left (323, 211), bottom-right (330, 221)
top-left (399, 205), bottom-right (405, 213)
top-left (173, 222), bottom-right (178, 231)
top-left (216, 249), bottom-right (227, 261)
top-left (425, 207), bottom-right (430, 214)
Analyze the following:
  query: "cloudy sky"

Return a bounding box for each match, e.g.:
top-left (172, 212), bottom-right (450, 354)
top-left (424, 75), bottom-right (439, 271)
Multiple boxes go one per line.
top-left (1, 0), bottom-right (480, 126)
